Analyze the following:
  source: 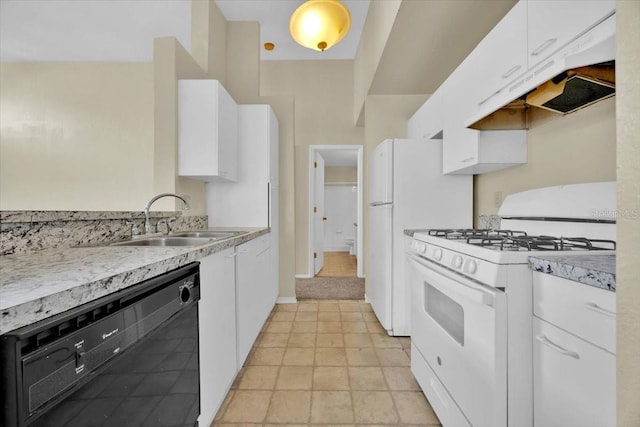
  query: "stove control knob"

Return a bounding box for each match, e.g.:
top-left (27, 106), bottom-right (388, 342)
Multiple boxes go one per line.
top-left (433, 248), bottom-right (443, 261)
top-left (419, 243), bottom-right (428, 254)
top-left (410, 241), bottom-right (418, 251)
top-left (464, 259), bottom-right (478, 274)
top-left (452, 255), bottom-right (463, 269)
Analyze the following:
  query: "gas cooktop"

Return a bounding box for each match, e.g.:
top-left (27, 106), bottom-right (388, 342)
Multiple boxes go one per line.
top-left (426, 229), bottom-right (616, 252)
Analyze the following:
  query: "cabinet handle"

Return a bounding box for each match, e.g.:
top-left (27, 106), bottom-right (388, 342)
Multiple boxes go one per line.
top-left (584, 302), bottom-right (616, 318)
top-left (535, 334), bottom-right (580, 359)
top-left (237, 248), bottom-right (249, 254)
top-left (461, 157), bottom-right (475, 163)
top-left (429, 378), bottom-right (448, 408)
top-left (531, 38), bottom-right (558, 56)
top-left (501, 65), bottom-right (522, 79)
top-left (225, 252), bottom-right (238, 258)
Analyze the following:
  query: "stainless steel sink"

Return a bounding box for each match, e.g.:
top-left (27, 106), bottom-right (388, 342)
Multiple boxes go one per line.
top-left (111, 237), bottom-right (215, 247)
top-left (170, 230), bottom-right (245, 239)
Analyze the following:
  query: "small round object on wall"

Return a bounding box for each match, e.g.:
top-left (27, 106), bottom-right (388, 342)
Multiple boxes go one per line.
top-left (264, 42), bottom-right (275, 51)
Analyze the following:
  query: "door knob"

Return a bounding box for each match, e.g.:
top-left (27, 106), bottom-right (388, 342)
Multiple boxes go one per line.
top-left (322, 216), bottom-right (327, 221)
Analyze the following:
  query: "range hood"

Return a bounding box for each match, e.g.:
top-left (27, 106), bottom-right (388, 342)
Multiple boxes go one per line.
top-left (525, 63), bottom-right (615, 114)
top-left (467, 14), bottom-right (616, 130)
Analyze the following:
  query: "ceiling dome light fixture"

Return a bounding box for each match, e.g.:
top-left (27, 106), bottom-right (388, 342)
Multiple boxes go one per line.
top-left (289, 0), bottom-right (351, 52)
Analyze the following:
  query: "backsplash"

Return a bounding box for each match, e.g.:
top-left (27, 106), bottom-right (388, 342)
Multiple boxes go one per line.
top-left (0, 211), bottom-right (208, 256)
top-left (478, 214), bottom-right (501, 230)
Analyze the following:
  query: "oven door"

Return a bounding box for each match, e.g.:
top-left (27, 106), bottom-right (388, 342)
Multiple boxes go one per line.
top-left (407, 252), bottom-right (507, 427)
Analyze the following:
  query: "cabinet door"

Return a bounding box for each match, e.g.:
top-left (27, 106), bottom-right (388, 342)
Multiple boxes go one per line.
top-left (178, 80), bottom-right (238, 182)
top-left (533, 318), bottom-right (615, 427)
top-left (198, 248), bottom-right (237, 426)
top-left (527, 0), bottom-right (615, 69)
top-left (442, 125), bottom-right (478, 175)
top-left (236, 239), bottom-right (257, 368)
top-left (474, 0), bottom-right (527, 107)
top-left (268, 106), bottom-right (279, 186)
top-left (408, 90), bottom-right (443, 140)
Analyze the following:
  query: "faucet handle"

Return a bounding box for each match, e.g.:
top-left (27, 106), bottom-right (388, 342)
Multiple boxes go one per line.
top-left (126, 221), bottom-right (140, 237)
top-left (167, 217), bottom-right (177, 233)
top-left (156, 219), bottom-right (169, 235)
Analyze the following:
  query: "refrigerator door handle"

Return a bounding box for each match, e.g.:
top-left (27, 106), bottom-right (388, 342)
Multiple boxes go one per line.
top-left (370, 201), bottom-right (392, 207)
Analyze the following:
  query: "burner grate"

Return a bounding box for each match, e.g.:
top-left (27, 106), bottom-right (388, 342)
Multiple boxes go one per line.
top-left (425, 229), bottom-right (616, 252)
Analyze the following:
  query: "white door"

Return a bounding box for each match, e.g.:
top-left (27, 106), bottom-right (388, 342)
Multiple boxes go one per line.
top-left (313, 153), bottom-right (325, 275)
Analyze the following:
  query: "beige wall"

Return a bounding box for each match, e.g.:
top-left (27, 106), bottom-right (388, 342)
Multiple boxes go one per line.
top-left (353, 0), bottom-right (402, 126)
top-left (261, 60), bottom-right (364, 277)
top-left (325, 166), bottom-right (357, 184)
top-left (0, 62), bottom-right (155, 211)
top-left (616, 1), bottom-right (640, 425)
top-left (190, 0), bottom-right (227, 83)
top-left (153, 37), bottom-right (208, 214)
top-left (474, 97), bottom-right (616, 221)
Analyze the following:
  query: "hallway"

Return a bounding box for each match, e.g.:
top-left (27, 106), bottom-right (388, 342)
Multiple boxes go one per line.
top-left (212, 300), bottom-right (441, 426)
top-left (317, 251), bottom-right (357, 277)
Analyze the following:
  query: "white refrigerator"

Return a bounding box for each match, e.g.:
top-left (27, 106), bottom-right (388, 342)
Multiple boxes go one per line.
top-left (368, 138), bottom-right (472, 336)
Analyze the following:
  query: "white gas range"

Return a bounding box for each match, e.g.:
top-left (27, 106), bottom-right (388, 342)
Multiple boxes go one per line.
top-left (406, 182), bottom-right (616, 427)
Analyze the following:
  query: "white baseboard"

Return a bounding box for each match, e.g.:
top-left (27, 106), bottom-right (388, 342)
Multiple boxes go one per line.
top-left (276, 296), bottom-right (298, 304)
top-left (364, 293), bottom-right (370, 303)
top-left (295, 273), bottom-right (314, 279)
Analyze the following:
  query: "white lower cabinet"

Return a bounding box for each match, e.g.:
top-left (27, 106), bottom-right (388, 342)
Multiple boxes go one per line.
top-left (197, 233), bottom-right (278, 425)
top-left (533, 318), bottom-right (615, 427)
top-left (198, 247), bottom-right (237, 426)
top-left (532, 272), bottom-right (616, 427)
top-left (236, 234), bottom-right (276, 368)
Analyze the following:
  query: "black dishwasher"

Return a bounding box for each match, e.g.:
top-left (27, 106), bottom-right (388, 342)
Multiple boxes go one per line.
top-left (1, 262), bottom-right (201, 427)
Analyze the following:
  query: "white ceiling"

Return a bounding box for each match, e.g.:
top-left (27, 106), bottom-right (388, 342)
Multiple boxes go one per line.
top-left (0, 0), bottom-right (368, 62)
top-left (216, 0), bottom-right (370, 61)
top-left (317, 149), bottom-right (358, 167)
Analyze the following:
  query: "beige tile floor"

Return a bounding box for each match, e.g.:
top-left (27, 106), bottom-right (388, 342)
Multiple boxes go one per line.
top-left (212, 300), bottom-right (442, 426)
top-left (317, 252), bottom-right (358, 277)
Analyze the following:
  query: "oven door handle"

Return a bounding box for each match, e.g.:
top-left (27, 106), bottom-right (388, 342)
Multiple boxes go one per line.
top-left (407, 253), bottom-right (496, 307)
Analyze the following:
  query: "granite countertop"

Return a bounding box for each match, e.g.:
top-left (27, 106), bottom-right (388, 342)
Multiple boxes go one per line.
top-left (528, 254), bottom-right (616, 292)
top-left (0, 227), bottom-right (268, 334)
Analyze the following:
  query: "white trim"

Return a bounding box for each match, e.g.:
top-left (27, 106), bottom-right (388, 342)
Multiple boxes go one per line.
top-left (364, 293), bottom-right (370, 303)
top-left (295, 273), bottom-right (314, 279)
top-left (309, 145), bottom-right (364, 279)
top-left (276, 296), bottom-right (298, 304)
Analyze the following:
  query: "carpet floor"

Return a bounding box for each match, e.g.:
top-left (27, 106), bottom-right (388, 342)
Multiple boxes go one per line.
top-left (295, 276), bottom-right (365, 300)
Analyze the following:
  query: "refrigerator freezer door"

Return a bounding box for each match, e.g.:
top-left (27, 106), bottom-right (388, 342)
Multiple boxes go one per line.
top-left (368, 203), bottom-right (393, 332)
top-left (369, 140), bottom-right (393, 204)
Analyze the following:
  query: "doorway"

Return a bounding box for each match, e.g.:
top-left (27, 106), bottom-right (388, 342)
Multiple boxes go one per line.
top-left (308, 145), bottom-right (363, 278)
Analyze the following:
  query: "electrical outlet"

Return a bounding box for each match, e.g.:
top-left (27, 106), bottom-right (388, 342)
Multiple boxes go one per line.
top-left (494, 191), bottom-right (503, 208)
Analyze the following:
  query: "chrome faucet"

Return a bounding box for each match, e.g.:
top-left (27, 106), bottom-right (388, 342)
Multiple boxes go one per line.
top-left (143, 193), bottom-right (190, 234)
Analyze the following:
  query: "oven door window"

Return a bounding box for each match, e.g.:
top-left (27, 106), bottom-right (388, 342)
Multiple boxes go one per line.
top-left (425, 281), bottom-right (464, 346)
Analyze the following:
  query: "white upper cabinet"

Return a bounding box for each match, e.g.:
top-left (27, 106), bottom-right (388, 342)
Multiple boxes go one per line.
top-left (474, 0), bottom-right (527, 108)
top-left (527, 0), bottom-right (616, 69)
top-left (408, 89), bottom-right (443, 141)
top-left (441, 33), bottom-right (527, 176)
top-left (178, 80), bottom-right (238, 182)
